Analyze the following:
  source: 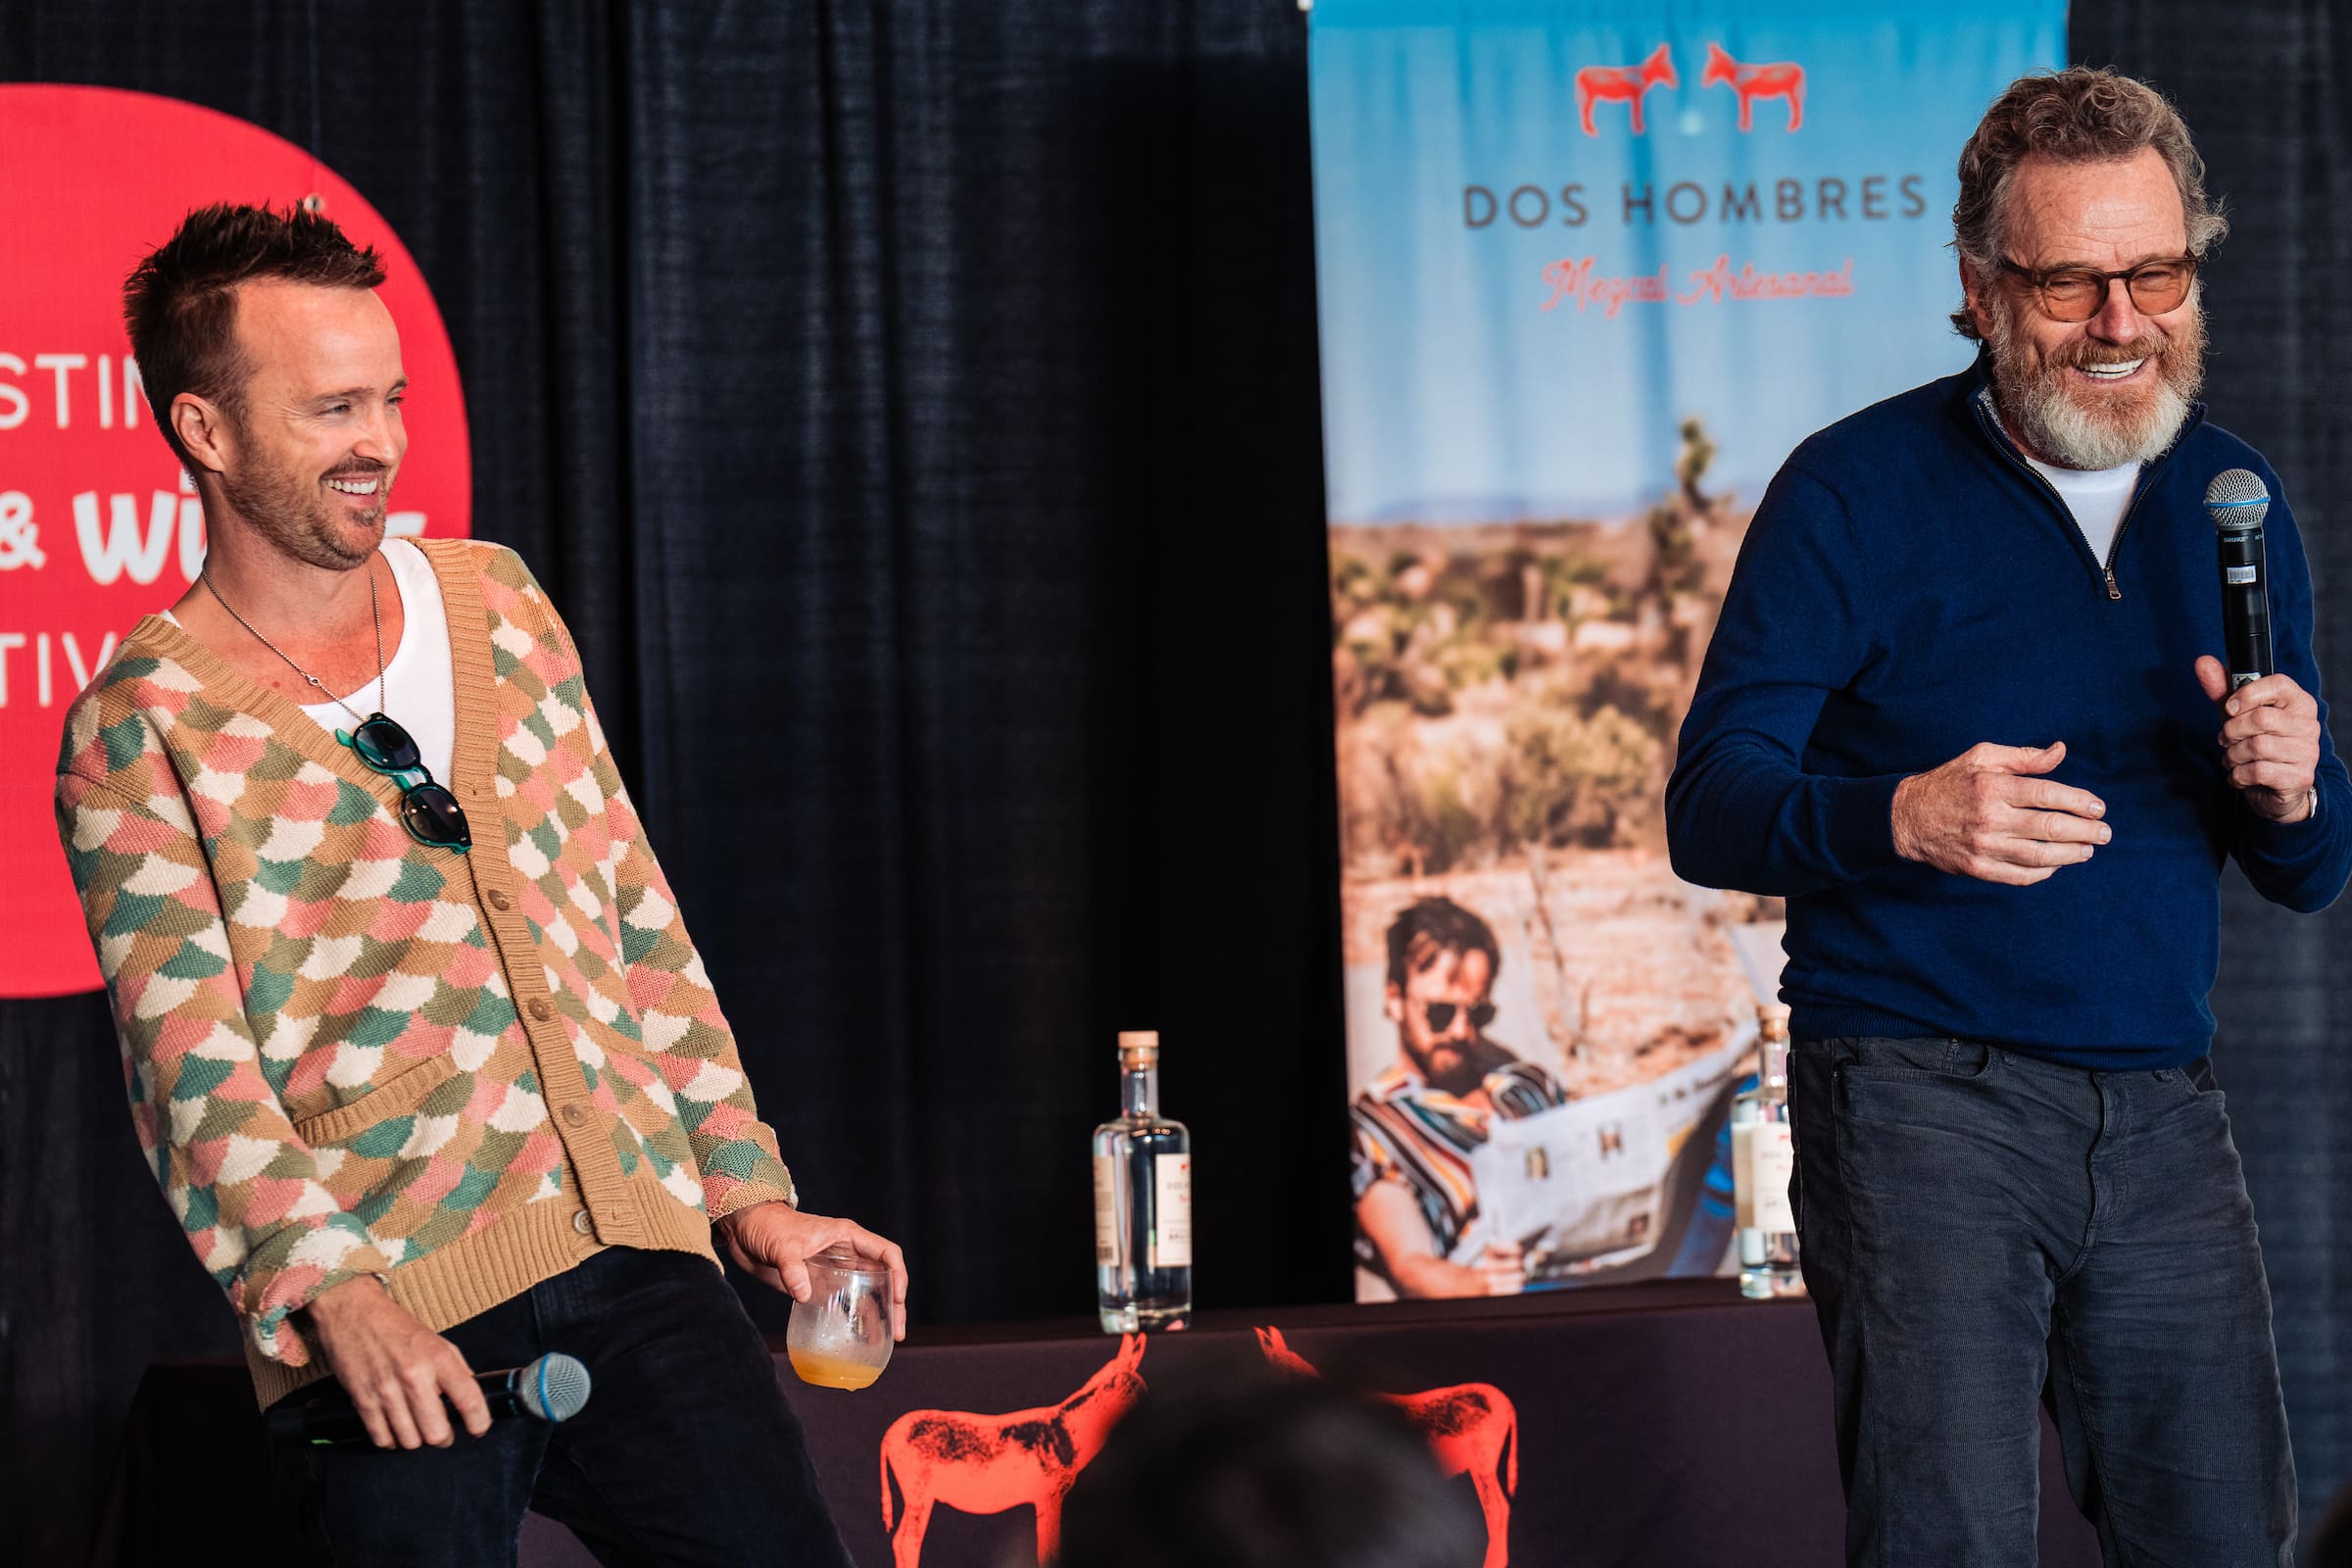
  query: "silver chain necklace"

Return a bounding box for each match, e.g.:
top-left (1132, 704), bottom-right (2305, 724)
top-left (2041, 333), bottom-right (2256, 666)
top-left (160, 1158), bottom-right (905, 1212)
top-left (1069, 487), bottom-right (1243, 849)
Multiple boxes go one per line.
top-left (200, 562), bottom-right (386, 726)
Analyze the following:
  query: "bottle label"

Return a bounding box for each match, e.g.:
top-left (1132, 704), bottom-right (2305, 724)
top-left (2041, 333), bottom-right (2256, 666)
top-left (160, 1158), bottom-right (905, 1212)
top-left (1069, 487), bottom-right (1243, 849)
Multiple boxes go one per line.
top-left (1750, 1122), bottom-right (1795, 1234)
top-left (1150, 1152), bottom-right (1193, 1269)
top-left (1093, 1155), bottom-right (1119, 1267)
top-left (1731, 1122), bottom-right (1755, 1230)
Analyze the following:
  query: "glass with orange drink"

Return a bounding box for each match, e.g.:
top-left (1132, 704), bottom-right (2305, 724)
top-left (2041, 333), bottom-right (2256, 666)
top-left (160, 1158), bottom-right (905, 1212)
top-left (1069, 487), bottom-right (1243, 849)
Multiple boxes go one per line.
top-left (786, 1245), bottom-right (895, 1390)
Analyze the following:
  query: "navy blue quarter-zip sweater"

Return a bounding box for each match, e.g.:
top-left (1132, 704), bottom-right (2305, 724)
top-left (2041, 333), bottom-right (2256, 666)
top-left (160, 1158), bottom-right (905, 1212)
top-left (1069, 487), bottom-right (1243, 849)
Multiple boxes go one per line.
top-left (1667, 362), bottom-right (2352, 1068)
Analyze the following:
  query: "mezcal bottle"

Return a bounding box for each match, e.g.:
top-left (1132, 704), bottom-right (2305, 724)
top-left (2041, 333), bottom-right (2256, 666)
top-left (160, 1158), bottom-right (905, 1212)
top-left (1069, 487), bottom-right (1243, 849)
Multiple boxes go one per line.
top-left (1733, 1005), bottom-right (1804, 1299)
top-left (1092, 1030), bottom-right (1193, 1332)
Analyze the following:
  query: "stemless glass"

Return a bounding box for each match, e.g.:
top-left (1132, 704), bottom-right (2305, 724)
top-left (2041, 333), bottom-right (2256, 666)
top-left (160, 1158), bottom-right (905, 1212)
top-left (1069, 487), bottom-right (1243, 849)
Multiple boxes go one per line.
top-left (785, 1245), bottom-right (895, 1390)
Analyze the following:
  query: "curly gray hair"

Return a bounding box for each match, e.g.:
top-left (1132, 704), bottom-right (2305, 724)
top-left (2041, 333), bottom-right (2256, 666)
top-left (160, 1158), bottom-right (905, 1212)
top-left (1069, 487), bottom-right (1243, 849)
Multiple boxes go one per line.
top-left (1951, 68), bottom-right (2227, 340)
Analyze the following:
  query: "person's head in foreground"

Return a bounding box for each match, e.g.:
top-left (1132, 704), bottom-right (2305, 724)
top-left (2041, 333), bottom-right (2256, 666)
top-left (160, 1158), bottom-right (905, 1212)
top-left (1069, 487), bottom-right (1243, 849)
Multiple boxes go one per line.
top-left (1052, 1373), bottom-right (1485, 1568)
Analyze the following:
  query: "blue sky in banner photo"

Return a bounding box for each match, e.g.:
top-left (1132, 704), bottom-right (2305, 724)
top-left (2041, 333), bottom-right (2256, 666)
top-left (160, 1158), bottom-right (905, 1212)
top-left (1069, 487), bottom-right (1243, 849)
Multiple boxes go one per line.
top-left (1307, 0), bottom-right (2065, 523)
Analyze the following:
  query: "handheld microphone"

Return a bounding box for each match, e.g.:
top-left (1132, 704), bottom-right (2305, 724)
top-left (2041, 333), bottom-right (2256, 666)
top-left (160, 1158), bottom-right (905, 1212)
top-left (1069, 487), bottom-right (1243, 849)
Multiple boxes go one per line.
top-left (266, 1351), bottom-right (592, 1447)
top-left (2205, 468), bottom-right (2275, 691)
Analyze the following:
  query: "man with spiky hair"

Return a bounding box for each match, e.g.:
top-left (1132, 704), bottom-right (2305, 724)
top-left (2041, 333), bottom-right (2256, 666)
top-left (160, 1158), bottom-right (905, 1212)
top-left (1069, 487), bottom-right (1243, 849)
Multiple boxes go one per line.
top-left (61, 202), bottom-right (900, 1565)
top-left (1670, 71), bottom-right (2349, 1563)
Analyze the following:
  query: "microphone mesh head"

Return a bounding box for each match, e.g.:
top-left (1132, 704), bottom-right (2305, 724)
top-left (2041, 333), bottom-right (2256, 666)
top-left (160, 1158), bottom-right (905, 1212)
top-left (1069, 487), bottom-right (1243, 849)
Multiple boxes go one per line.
top-left (518, 1352), bottom-right (593, 1422)
top-left (2205, 468), bottom-right (2270, 532)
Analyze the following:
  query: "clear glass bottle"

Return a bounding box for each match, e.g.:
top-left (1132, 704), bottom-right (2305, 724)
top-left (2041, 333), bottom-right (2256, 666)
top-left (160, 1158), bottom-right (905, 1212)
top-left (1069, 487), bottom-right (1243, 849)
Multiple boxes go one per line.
top-left (1732, 1004), bottom-right (1804, 1299)
top-left (1093, 1030), bottom-right (1193, 1333)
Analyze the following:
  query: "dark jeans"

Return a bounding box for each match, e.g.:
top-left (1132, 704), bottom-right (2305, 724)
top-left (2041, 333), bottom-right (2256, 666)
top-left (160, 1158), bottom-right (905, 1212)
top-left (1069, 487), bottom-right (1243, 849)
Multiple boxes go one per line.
top-left (268, 1247), bottom-right (853, 1568)
top-left (1788, 1036), bottom-right (2295, 1567)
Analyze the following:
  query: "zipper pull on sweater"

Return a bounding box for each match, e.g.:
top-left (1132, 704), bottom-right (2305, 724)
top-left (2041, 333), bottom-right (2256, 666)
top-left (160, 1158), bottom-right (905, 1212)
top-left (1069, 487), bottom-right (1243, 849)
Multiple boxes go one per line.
top-left (2105, 568), bottom-right (2122, 601)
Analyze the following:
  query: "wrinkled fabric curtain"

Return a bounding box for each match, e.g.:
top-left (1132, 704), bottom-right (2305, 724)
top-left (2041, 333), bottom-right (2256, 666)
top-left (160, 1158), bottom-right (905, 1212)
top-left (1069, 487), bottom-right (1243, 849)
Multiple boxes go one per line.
top-left (2071, 0), bottom-right (2352, 1516)
top-left (1, 1), bottom-right (2345, 1561)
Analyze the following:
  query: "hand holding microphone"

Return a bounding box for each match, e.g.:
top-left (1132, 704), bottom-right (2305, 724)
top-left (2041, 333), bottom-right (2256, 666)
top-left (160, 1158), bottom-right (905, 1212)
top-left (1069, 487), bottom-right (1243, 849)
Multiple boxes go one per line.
top-left (2200, 469), bottom-right (2319, 822)
top-left (268, 1350), bottom-right (592, 1448)
top-left (2194, 659), bottom-right (2319, 821)
top-left (295, 1275), bottom-right (590, 1449)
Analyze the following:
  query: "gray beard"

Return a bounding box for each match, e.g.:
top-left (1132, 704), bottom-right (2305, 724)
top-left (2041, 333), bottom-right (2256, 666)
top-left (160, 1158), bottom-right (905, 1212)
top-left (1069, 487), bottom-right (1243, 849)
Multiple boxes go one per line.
top-left (1984, 299), bottom-right (2203, 470)
top-left (2003, 368), bottom-right (2191, 469)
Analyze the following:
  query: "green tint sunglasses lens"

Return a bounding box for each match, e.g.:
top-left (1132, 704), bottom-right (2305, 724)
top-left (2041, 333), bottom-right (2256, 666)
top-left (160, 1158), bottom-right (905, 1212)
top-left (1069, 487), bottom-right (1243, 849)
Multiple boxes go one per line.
top-left (351, 714), bottom-right (423, 774)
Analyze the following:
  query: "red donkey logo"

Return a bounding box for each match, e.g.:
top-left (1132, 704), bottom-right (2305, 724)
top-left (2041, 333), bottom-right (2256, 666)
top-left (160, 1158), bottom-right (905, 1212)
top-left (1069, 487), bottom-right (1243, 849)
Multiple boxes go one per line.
top-left (1254, 1327), bottom-right (1518, 1568)
top-left (1700, 42), bottom-right (1805, 133)
top-left (1574, 43), bottom-right (1677, 136)
top-left (879, 1332), bottom-right (1149, 1567)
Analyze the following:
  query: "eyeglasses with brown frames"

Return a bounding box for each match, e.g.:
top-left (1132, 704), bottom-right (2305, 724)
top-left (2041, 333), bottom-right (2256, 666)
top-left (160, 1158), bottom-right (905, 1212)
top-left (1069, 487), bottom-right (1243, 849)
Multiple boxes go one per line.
top-left (1997, 255), bottom-right (2199, 322)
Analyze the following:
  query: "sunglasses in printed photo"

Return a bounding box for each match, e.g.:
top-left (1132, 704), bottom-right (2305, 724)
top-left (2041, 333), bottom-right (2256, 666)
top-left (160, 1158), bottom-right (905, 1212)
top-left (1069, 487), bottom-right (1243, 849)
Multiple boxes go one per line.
top-left (1419, 1000), bottom-right (1497, 1032)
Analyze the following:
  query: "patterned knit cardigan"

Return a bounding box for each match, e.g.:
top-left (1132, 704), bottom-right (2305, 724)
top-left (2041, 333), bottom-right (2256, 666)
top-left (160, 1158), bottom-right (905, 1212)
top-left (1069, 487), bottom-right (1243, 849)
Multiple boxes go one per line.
top-left (54, 538), bottom-right (796, 1405)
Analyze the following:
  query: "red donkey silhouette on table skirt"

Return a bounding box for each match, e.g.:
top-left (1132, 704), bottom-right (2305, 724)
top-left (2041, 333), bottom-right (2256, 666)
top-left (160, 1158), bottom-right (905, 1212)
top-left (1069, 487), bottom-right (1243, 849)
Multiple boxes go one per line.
top-left (879, 1332), bottom-right (1149, 1567)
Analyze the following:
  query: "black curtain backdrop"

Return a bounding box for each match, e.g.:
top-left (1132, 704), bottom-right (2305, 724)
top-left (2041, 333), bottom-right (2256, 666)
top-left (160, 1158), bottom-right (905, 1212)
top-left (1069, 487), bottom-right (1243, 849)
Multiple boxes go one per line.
top-left (0, 2), bottom-right (2345, 1561)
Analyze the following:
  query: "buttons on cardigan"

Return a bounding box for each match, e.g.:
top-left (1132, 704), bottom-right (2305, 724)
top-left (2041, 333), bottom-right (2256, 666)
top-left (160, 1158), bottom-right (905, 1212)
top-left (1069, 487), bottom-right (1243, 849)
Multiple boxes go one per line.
top-left (528, 998), bottom-right (554, 1022)
top-left (563, 1104), bottom-right (586, 1127)
top-left (487, 889), bottom-right (514, 911)
top-left (572, 1207), bottom-right (593, 1235)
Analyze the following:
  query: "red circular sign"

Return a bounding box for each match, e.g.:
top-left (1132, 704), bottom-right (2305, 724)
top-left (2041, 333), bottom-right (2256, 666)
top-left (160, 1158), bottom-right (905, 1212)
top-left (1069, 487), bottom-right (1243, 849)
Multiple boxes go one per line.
top-left (0, 85), bottom-right (471, 998)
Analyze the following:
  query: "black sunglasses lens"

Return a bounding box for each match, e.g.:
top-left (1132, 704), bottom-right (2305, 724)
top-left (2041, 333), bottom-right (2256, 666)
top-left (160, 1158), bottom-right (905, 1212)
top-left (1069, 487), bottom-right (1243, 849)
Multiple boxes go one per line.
top-left (353, 715), bottom-right (423, 774)
top-left (1422, 1001), bottom-right (1494, 1031)
top-left (402, 783), bottom-right (471, 849)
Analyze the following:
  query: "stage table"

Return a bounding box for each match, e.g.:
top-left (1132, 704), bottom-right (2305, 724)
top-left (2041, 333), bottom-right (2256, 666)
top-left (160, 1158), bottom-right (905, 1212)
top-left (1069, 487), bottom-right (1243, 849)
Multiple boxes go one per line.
top-left (96, 1278), bottom-right (2100, 1567)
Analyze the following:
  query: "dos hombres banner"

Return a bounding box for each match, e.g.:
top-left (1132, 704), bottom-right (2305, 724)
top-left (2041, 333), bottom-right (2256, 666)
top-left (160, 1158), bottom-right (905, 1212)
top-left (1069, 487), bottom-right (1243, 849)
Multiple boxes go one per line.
top-left (1309, 0), bottom-right (2061, 1299)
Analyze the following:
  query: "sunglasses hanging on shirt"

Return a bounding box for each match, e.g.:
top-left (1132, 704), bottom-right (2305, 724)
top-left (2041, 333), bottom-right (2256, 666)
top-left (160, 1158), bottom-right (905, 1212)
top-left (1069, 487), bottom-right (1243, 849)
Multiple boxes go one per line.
top-left (342, 712), bottom-right (471, 851)
top-left (201, 564), bottom-right (471, 853)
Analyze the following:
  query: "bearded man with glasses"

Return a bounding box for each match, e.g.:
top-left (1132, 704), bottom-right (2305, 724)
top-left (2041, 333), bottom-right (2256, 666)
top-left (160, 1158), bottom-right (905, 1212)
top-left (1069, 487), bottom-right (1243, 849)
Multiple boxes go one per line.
top-left (53, 203), bottom-right (901, 1567)
top-left (1350, 896), bottom-right (1565, 1298)
top-left (1669, 69), bottom-right (2349, 1565)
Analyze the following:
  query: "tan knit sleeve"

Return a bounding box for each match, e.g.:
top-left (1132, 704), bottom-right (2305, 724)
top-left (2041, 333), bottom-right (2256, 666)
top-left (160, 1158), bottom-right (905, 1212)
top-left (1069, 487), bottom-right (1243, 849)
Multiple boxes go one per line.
top-left (54, 764), bottom-right (394, 1367)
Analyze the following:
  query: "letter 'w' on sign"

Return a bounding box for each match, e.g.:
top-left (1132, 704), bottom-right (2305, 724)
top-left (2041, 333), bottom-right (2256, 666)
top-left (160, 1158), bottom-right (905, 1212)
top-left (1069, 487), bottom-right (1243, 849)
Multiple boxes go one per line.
top-left (73, 489), bottom-right (176, 585)
top-left (1575, 44), bottom-right (1677, 136)
top-left (1700, 43), bottom-right (1805, 133)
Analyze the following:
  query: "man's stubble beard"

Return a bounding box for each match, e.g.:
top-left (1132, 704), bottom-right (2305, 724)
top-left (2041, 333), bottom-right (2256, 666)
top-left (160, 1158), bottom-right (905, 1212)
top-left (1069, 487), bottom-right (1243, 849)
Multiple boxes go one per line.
top-left (218, 423), bottom-right (386, 573)
top-left (1984, 288), bottom-right (2205, 470)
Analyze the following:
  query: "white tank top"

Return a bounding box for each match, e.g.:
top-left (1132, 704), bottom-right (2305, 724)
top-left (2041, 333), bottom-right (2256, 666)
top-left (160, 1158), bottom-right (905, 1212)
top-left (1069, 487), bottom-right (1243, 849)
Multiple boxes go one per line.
top-left (168, 539), bottom-right (458, 782)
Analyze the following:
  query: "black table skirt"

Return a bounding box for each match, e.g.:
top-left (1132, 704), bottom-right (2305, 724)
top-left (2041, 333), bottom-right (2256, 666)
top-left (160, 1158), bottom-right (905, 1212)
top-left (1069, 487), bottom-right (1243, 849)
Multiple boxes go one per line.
top-left (96, 1279), bottom-right (2101, 1567)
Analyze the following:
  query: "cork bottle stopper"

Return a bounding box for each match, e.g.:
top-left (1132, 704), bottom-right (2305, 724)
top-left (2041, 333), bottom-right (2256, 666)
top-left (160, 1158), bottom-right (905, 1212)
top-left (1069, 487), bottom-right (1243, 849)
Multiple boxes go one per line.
top-left (1117, 1030), bottom-right (1160, 1062)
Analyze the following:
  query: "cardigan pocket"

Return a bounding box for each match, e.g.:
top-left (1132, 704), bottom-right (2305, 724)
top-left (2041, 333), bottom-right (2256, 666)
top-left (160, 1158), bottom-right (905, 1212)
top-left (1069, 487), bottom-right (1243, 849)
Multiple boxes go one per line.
top-left (291, 1054), bottom-right (464, 1148)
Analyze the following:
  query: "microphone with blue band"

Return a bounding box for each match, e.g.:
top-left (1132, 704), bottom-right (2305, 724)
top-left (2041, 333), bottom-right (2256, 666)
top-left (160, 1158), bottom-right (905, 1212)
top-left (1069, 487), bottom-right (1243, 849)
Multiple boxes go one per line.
top-left (266, 1351), bottom-right (592, 1447)
top-left (2205, 468), bottom-right (2274, 692)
